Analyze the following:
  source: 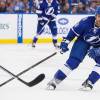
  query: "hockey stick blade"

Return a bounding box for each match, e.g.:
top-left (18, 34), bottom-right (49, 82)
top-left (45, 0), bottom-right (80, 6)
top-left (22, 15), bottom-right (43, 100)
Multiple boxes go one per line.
top-left (17, 73), bottom-right (45, 87)
top-left (0, 52), bottom-right (56, 86)
top-left (27, 74), bottom-right (45, 87)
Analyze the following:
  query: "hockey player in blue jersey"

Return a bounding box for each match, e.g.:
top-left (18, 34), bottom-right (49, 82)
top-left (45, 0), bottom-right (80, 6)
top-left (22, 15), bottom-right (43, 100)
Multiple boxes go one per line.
top-left (32, 0), bottom-right (60, 48)
top-left (47, 6), bottom-right (100, 91)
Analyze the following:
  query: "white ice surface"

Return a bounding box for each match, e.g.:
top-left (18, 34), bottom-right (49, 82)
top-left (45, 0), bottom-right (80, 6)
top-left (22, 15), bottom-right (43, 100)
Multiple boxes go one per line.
top-left (0, 43), bottom-right (99, 100)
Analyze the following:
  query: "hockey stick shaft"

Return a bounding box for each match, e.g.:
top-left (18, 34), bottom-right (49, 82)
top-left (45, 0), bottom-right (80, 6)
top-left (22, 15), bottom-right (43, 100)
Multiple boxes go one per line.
top-left (0, 66), bottom-right (30, 86)
top-left (38, 19), bottom-right (50, 34)
top-left (0, 52), bottom-right (57, 86)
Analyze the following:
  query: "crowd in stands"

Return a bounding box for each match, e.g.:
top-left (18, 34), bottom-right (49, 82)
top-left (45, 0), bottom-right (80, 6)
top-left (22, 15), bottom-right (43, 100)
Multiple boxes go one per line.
top-left (59, 0), bottom-right (100, 14)
top-left (0, 0), bottom-right (100, 14)
top-left (0, 0), bottom-right (29, 13)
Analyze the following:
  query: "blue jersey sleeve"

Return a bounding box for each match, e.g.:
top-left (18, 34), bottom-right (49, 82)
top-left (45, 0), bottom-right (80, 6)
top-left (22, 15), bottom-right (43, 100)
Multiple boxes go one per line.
top-left (35, 2), bottom-right (44, 18)
top-left (65, 17), bottom-right (89, 41)
top-left (65, 29), bottom-right (77, 41)
top-left (53, 1), bottom-right (60, 15)
top-left (72, 17), bottom-right (88, 36)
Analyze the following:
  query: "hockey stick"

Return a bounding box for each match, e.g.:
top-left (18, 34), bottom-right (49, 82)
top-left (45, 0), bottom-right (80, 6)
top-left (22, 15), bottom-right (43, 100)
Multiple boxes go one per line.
top-left (0, 65), bottom-right (45, 87)
top-left (0, 52), bottom-right (57, 87)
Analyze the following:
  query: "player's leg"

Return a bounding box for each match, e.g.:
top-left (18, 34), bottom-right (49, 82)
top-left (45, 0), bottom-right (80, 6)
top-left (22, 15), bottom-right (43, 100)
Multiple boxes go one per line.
top-left (47, 39), bottom-right (90, 90)
top-left (48, 21), bottom-right (59, 48)
top-left (80, 57), bottom-right (100, 91)
top-left (32, 20), bottom-right (44, 47)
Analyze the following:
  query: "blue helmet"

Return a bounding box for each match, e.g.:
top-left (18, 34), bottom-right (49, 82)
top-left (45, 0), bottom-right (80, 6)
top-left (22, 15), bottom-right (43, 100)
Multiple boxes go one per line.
top-left (95, 6), bottom-right (100, 15)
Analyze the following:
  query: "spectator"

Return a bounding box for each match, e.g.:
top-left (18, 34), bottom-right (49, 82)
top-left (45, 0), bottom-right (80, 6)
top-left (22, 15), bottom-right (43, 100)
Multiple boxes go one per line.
top-left (0, 1), bottom-right (7, 12)
top-left (87, 1), bottom-right (97, 14)
top-left (0, 0), bottom-right (99, 14)
top-left (6, 0), bottom-right (14, 13)
top-left (23, 0), bottom-right (29, 13)
top-left (13, 0), bottom-right (25, 13)
top-left (80, 0), bottom-right (89, 5)
top-left (70, 5), bottom-right (77, 14)
top-left (77, 2), bottom-right (87, 14)
top-left (62, 2), bottom-right (71, 13)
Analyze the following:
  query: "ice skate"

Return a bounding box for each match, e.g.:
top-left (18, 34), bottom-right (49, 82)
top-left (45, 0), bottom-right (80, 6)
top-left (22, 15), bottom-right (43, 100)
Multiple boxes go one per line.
top-left (32, 42), bottom-right (36, 48)
top-left (79, 80), bottom-right (93, 91)
top-left (46, 78), bottom-right (61, 90)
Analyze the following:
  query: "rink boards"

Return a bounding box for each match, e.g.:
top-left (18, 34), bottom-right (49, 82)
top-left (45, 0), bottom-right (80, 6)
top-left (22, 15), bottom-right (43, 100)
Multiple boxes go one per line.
top-left (0, 14), bottom-right (92, 44)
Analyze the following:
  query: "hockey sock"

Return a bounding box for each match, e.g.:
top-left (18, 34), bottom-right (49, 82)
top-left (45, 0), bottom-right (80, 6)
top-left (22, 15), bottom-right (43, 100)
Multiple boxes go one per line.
top-left (54, 64), bottom-right (72, 81)
top-left (52, 35), bottom-right (57, 44)
top-left (54, 70), bottom-right (66, 80)
top-left (88, 71), bottom-right (100, 84)
top-left (53, 39), bottom-right (57, 44)
top-left (88, 64), bottom-right (100, 84)
top-left (33, 36), bottom-right (38, 43)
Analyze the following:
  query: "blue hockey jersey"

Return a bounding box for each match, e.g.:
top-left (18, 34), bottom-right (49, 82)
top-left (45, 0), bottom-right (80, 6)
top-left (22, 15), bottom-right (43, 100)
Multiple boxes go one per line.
top-left (66, 16), bottom-right (100, 47)
top-left (36, 0), bottom-right (60, 20)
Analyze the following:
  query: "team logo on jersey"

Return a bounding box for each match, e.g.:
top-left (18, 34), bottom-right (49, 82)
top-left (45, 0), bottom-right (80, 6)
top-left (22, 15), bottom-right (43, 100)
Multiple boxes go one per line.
top-left (58, 18), bottom-right (69, 25)
top-left (45, 7), bottom-right (54, 15)
top-left (84, 34), bottom-right (100, 44)
top-left (84, 27), bottom-right (100, 44)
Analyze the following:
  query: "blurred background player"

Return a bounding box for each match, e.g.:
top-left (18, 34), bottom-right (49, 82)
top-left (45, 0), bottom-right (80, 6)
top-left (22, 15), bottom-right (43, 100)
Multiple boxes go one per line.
top-left (32, 0), bottom-right (60, 48)
top-left (47, 6), bottom-right (100, 91)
